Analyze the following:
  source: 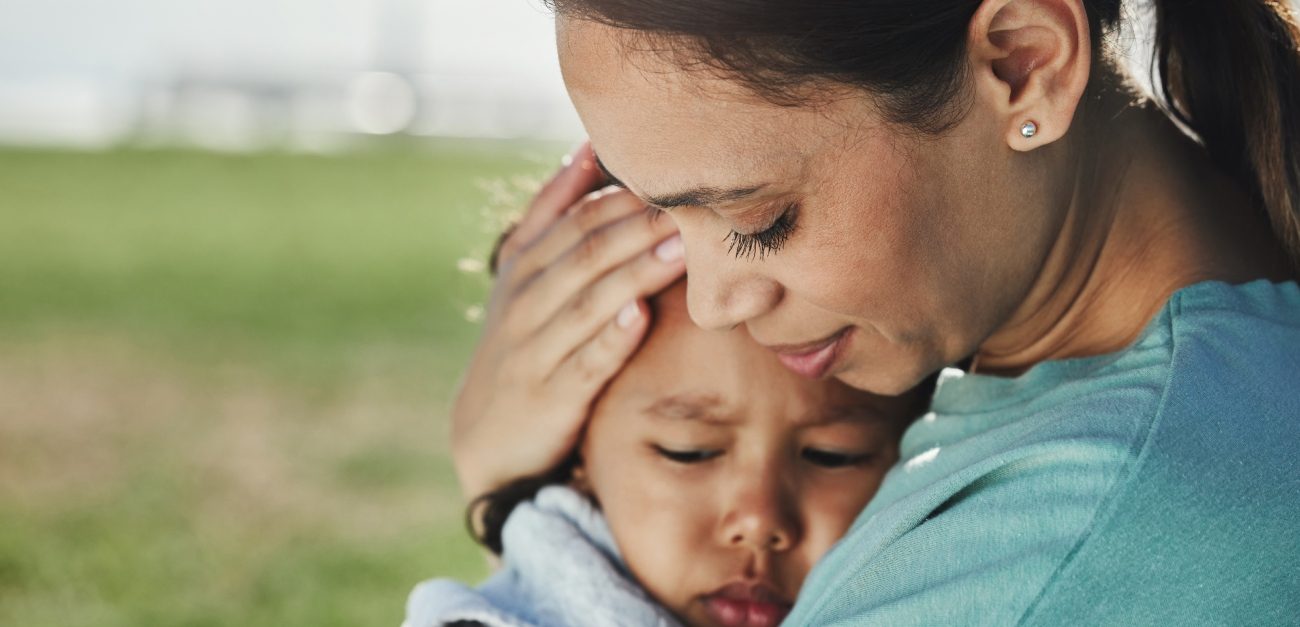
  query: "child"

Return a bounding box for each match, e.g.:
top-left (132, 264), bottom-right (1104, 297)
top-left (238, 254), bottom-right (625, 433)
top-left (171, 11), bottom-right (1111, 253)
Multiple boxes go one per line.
top-left (406, 280), bottom-right (929, 627)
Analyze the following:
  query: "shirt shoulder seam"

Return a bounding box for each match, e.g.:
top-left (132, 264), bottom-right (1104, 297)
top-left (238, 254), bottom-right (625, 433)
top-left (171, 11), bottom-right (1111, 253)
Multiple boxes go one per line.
top-left (1013, 290), bottom-right (1185, 625)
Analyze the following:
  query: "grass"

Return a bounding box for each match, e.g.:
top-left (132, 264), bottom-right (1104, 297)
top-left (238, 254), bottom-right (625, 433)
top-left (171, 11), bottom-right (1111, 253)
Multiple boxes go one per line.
top-left (0, 140), bottom-right (567, 626)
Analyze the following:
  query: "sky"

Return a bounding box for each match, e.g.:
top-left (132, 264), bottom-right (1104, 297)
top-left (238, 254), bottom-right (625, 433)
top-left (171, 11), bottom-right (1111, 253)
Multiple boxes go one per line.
top-left (0, 0), bottom-right (568, 78)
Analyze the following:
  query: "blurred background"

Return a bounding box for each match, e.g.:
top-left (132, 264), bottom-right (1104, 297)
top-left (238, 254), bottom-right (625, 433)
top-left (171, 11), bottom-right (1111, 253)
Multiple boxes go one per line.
top-left (0, 1), bottom-right (578, 625)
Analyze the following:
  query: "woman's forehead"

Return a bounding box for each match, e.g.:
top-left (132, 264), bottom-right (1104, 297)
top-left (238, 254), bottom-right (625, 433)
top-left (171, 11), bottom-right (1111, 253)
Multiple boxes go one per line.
top-left (558, 19), bottom-right (829, 165)
top-left (563, 79), bottom-right (874, 205)
top-left (557, 16), bottom-right (734, 98)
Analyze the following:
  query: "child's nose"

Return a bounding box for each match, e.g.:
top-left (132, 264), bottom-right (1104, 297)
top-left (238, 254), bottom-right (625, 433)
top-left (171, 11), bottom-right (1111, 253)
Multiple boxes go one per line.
top-left (727, 514), bottom-right (794, 552)
top-left (717, 472), bottom-right (802, 552)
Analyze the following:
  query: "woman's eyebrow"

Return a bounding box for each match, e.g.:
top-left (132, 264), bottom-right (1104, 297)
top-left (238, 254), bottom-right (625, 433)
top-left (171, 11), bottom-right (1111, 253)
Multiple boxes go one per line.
top-left (594, 154), bottom-right (766, 209)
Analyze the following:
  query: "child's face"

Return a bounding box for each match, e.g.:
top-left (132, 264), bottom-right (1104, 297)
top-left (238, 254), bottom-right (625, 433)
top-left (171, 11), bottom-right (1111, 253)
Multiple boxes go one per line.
top-left (579, 283), bottom-right (915, 627)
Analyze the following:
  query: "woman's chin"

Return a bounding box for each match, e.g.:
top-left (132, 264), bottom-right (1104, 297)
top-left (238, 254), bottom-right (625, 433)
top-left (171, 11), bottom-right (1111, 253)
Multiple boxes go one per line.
top-left (833, 362), bottom-right (923, 397)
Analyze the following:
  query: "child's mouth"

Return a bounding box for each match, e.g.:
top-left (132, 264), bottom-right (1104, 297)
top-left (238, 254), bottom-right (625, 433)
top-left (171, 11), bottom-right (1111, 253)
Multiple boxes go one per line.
top-left (701, 582), bottom-right (792, 627)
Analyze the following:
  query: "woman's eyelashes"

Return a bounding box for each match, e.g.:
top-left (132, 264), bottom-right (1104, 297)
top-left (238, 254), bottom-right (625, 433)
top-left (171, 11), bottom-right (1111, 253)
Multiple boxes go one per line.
top-left (644, 202), bottom-right (799, 260)
top-left (728, 203), bottom-right (798, 261)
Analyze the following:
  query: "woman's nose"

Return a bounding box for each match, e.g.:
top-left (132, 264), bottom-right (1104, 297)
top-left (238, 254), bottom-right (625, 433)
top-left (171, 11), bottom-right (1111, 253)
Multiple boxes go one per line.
top-left (683, 241), bottom-right (782, 331)
top-left (717, 474), bottom-right (801, 553)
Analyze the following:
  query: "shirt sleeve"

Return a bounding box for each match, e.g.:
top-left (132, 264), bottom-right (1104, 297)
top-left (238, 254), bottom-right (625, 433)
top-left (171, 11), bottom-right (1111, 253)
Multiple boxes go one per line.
top-left (786, 444), bottom-right (1126, 626)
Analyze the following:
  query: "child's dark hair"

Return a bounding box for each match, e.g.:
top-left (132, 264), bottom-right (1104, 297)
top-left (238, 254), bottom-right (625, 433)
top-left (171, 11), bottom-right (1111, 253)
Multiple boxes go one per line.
top-left (467, 455), bottom-right (581, 555)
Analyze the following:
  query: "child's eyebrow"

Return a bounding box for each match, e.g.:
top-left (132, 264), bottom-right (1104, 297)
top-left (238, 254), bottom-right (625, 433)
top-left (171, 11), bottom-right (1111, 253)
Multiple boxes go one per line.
top-left (797, 406), bottom-right (887, 428)
top-left (642, 393), bottom-right (735, 425)
top-left (639, 395), bottom-right (884, 427)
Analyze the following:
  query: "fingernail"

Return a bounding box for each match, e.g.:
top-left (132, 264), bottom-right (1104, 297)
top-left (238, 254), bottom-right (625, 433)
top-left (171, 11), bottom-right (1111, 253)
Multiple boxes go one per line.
top-left (561, 141), bottom-right (588, 168)
top-left (616, 301), bottom-right (641, 329)
top-left (654, 234), bottom-right (684, 262)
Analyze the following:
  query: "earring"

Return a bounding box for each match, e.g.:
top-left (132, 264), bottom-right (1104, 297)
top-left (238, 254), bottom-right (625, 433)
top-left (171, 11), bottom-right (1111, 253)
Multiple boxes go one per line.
top-left (1020, 121), bottom-right (1039, 139)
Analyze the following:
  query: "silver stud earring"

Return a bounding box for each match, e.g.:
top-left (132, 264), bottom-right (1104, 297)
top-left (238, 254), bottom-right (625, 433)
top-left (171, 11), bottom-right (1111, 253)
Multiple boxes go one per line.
top-left (1020, 120), bottom-right (1039, 139)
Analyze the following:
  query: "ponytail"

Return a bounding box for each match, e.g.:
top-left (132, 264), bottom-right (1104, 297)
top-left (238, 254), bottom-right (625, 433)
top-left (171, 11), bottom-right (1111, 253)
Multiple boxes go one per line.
top-left (1150, 0), bottom-right (1300, 272)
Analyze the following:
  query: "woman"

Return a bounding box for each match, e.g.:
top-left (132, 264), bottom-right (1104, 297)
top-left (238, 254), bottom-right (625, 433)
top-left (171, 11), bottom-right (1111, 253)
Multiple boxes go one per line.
top-left (453, 0), bottom-right (1300, 623)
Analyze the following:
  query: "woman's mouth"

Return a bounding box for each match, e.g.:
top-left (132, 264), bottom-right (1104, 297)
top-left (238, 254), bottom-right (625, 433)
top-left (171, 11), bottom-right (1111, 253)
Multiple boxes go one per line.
top-left (701, 582), bottom-right (793, 627)
top-left (765, 327), bottom-right (852, 379)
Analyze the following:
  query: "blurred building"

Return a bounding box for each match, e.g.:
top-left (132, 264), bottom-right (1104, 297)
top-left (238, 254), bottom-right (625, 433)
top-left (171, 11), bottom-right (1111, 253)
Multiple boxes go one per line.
top-left (0, 0), bottom-right (584, 151)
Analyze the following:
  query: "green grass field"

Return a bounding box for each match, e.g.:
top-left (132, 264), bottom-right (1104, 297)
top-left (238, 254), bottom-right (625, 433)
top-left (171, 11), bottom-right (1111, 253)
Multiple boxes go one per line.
top-left (0, 141), bottom-right (567, 626)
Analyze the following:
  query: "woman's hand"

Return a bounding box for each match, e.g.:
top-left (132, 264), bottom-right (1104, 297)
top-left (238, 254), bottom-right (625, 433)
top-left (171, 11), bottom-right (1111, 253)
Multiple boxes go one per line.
top-left (451, 143), bottom-right (685, 501)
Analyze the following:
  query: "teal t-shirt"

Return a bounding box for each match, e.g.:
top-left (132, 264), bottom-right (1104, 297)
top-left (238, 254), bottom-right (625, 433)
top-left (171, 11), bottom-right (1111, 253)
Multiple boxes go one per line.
top-left (786, 280), bottom-right (1300, 626)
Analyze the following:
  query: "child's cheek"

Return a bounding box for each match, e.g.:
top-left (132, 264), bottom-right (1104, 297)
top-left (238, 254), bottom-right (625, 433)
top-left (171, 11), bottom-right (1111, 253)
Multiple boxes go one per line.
top-left (598, 462), bottom-right (719, 617)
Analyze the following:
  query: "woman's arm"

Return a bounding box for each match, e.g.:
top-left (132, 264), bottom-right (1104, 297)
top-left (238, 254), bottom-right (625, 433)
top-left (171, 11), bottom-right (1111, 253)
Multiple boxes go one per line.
top-left (450, 143), bottom-right (685, 501)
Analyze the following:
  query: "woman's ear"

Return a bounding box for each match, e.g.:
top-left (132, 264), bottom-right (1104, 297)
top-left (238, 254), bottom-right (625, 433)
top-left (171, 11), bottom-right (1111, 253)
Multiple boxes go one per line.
top-left (966, 0), bottom-right (1092, 151)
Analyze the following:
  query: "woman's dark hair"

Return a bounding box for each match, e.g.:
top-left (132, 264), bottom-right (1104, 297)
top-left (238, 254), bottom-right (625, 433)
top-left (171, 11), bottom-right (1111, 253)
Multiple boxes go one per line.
top-left (545, 0), bottom-right (1300, 271)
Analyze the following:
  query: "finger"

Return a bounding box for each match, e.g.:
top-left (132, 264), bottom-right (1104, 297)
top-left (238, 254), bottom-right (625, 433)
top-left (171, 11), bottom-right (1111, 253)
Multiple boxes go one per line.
top-left (530, 243), bottom-right (686, 374)
top-left (499, 142), bottom-right (604, 265)
top-left (509, 209), bottom-right (681, 336)
top-left (504, 187), bottom-right (648, 290)
top-left (547, 299), bottom-right (651, 396)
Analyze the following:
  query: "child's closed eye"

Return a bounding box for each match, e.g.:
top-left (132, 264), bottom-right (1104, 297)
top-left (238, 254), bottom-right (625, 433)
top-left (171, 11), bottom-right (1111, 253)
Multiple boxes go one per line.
top-left (801, 448), bottom-right (872, 468)
top-left (652, 444), bottom-right (723, 464)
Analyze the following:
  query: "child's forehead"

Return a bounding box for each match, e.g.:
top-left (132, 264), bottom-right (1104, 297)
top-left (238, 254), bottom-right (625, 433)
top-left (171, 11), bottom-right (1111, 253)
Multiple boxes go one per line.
top-left (613, 281), bottom-right (895, 423)
top-left (645, 279), bottom-right (696, 331)
top-left (635, 282), bottom-right (806, 384)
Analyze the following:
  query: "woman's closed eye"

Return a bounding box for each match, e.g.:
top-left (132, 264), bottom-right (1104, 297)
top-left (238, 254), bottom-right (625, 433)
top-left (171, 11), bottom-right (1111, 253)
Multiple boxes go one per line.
top-left (645, 202), bottom-right (799, 260)
top-left (801, 448), bottom-right (872, 468)
top-left (652, 444), bottom-right (723, 464)
top-left (727, 203), bottom-right (798, 261)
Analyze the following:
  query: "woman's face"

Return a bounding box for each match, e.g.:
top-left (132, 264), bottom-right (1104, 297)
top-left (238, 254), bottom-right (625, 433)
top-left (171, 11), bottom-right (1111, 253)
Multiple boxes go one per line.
top-left (580, 282), bottom-right (911, 627)
top-left (558, 17), bottom-right (1067, 394)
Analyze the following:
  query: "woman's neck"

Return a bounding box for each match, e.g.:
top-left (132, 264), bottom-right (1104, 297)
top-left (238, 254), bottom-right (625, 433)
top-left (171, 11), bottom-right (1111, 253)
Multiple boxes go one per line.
top-left (973, 97), bottom-right (1292, 376)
